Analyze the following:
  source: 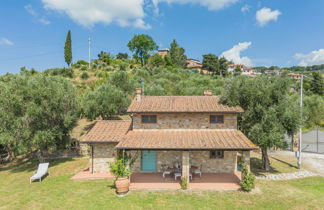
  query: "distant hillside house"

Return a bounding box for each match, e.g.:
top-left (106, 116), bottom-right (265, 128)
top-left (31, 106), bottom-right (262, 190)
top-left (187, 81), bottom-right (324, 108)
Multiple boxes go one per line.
top-left (157, 49), bottom-right (169, 58)
top-left (186, 58), bottom-right (203, 70)
top-left (264, 69), bottom-right (283, 75)
top-left (241, 69), bottom-right (260, 77)
top-left (288, 73), bottom-right (302, 80)
top-left (227, 64), bottom-right (245, 73)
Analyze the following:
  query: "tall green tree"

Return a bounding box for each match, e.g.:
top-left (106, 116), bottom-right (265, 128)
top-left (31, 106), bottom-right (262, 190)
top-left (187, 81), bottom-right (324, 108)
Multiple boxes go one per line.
top-left (127, 34), bottom-right (158, 66)
top-left (83, 83), bottom-right (130, 120)
top-left (219, 57), bottom-right (229, 76)
top-left (169, 39), bottom-right (187, 67)
top-left (202, 54), bottom-right (219, 75)
top-left (221, 76), bottom-right (301, 171)
top-left (64, 30), bottom-right (72, 66)
top-left (0, 75), bottom-right (78, 160)
top-left (310, 71), bottom-right (324, 95)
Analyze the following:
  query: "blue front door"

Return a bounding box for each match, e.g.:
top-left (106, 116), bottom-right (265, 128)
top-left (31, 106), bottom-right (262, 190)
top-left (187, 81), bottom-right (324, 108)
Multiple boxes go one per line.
top-left (141, 150), bottom-right (156, 171)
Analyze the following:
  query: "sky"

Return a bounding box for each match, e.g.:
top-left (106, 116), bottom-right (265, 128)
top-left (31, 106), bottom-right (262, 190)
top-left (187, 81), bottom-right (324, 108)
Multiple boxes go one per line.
top-left (1, 0), bottom-right (324, 74)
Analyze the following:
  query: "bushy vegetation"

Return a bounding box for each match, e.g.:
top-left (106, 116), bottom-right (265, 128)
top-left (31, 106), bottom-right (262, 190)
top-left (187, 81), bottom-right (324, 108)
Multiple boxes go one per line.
top-left (239, 162), bottom-right (255, 192)
top-left (0, 75), bottom-right (79, 160)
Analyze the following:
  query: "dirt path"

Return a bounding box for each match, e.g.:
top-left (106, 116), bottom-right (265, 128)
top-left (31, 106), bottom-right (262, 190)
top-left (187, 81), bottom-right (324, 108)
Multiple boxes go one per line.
top-left (270, 150), bottom-right (324, 176)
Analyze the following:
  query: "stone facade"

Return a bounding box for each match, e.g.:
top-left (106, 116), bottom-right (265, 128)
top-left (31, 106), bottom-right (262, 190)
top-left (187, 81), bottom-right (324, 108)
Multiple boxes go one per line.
top-left (90, 143), bottom-right (117, 173)
top-left (128, 150), bottom-right (246, 173)
top-left (132, 113), bottom-right (237, 129)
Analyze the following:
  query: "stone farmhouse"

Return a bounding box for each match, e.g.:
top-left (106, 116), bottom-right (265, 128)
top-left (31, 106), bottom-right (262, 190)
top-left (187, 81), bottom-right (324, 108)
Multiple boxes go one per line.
top-left (81, 89), bottom-right (256, 187)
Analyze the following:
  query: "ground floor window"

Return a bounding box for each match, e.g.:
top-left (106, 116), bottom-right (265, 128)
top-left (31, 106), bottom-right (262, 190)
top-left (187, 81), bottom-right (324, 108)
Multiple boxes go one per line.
top-left (210, 150), bottom-right (224, 159)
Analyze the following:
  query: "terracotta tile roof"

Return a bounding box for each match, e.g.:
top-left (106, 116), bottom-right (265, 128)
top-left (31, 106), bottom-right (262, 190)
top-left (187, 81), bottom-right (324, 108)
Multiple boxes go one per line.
top-left (116, 129), bottom-right (256, 150)
top-left (127, 96), bottom-right (244, 113)
top-left (80, 120), bottom-right (131, 143)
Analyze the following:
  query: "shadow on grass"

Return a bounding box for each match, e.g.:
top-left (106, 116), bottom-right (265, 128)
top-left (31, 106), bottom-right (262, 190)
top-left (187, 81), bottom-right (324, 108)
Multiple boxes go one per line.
top-left (270, 156), bottom-right (298, 169)
top-left (0, 157), bottom-right (75, 174)
top-left (250, 157), bottom-right (279, 176)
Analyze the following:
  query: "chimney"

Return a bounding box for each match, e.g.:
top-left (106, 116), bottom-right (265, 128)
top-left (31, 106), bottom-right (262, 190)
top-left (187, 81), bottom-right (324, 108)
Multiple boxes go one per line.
top-left (136, 88), bottom-right (142, 101)
top-left (203, 90), bottom-right (212, 96)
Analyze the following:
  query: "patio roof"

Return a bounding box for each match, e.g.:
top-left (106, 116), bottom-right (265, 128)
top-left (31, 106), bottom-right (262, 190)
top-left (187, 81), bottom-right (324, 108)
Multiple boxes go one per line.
top-left (80, 120), bottom-right (131, 143)
top-left (116, 129), bottom-right (257, 150)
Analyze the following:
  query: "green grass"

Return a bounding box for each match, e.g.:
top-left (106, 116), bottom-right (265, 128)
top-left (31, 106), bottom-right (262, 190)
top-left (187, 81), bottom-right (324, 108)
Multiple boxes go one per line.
top-left (1, 157), bottom-right (324, 210)
top-left (251, 151), bottom-right (300, 176)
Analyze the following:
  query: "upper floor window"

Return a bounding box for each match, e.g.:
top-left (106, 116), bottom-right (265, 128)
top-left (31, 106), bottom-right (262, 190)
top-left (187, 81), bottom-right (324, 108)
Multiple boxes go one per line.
top-left (210, 115), bottom-right (224, 124)
top-left (141, 115), bottom-right (157, 123)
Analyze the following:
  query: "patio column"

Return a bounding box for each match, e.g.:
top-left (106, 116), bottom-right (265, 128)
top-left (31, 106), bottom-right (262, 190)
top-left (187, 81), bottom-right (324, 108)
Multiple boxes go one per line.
top-left (182, 151), bottom-right (190, 184)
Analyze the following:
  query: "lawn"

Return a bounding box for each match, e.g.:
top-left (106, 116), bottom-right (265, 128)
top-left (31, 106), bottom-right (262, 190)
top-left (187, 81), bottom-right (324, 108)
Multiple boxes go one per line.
top-left (1, 156), bottom-right (324, 210)
top-left (250, 151), bottom-right (300, 176)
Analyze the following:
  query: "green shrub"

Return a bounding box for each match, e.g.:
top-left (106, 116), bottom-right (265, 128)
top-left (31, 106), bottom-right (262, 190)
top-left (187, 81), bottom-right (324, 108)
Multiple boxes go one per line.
top-left (181, 177), bottom-right (188, 190)
top-left (80, 72), bottom-right (89, 80)
top-left (80, 66), bottom-right (88, 71)
top-left (239, 162), bottom-right (255, 192)
top-left (44, 68), bottom-right (74, 78)
top-left (109, 152), bottom-right (138, 179)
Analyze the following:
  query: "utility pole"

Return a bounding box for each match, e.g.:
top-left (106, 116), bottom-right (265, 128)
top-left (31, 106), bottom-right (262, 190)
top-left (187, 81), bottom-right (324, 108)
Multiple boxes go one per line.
top-left (297, 75), bottom-right (303, 169)
top-left (88, 36), bottom-right (91, 69)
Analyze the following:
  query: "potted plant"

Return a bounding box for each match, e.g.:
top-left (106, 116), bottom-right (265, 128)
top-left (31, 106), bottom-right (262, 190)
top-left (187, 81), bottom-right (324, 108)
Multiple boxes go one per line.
top-left (109, 152), bottom-right (137, 195)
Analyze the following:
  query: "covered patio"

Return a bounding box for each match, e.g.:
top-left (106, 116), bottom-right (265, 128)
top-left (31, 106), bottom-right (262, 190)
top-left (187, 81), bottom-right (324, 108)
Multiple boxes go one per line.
top-left (130, 172), bottom-right (242, 190)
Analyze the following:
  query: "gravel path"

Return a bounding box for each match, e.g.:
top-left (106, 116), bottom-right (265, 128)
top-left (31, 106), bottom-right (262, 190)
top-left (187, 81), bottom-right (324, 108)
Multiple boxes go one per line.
top-left (256, 170), bottom-right (317, 180)
top-left (271, 150), bottom-right (324, 176)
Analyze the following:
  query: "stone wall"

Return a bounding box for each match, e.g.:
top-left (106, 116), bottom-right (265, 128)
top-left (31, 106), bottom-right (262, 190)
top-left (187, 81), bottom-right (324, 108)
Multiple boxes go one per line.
top-left (88, 147), bottom-right (250, 174)
top-left (90, 143), bottom-right (117, 173)
top-left (129, 150), bottom-right (243, 173)
top-left (132, 113), bottom-right (237, 129)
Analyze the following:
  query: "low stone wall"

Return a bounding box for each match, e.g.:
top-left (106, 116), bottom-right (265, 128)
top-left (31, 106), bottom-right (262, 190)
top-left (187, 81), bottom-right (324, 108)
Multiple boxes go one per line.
top-left (90, 143), bottom-right (117, 173)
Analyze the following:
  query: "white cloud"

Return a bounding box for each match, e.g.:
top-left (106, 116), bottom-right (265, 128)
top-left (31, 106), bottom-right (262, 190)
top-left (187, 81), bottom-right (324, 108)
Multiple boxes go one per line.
top-left (25, 4), bottom-right (51, 25)
top-left (256, 7), bottom-right (281, 27)
top-left (154, 0), bottom-right (238, 12)
top-left (241, 4), bottom-right (250, 13)
top-left (294, 49), bottom-right (324, 66)
top-left (0, 37), bottom-right (14, 46)
top-left (25, 4), bottom-right (37, 16)
top-left (41, 0), bottom-right (150, 29)
top-left (221, 42), bottom-right (253, 66)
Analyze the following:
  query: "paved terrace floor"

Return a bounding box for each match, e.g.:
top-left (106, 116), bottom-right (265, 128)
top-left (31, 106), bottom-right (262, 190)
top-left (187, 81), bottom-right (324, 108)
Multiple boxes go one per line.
top-left (130, 172), bottom-right (242, 190)
top-left (71, 168), bottom-right (114, 180)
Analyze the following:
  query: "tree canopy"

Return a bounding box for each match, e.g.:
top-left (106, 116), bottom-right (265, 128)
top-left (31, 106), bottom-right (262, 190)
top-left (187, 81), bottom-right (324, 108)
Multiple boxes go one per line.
top-left (83, 83), bottom-right (130, 120)
top-left (169, 39), bottom-right (187, 67)
top-left (0, 75), bottom-right (78, 160)
top-left (127, 34), bottom-right (158, 66)
top-left (221, 76), bottom-right (301, 171)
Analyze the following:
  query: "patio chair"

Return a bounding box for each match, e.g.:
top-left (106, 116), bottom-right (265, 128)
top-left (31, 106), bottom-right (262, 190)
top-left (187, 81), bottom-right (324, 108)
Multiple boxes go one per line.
top-left (174, 172), bottom-right (181, 180)
top-left (30, 163), bottom-right (49, 183)
top-left (193, 164), bottom-right (202, 178)
top-left (161, 164), bottom-right (172, 178)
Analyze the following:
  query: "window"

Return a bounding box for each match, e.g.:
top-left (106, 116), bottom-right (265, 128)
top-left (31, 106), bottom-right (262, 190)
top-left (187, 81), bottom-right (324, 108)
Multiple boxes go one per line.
top-left (141, 115), bottom-right (157, 123)
top-left (210, 151), bottom-right (224, 159)
top-left (210, 115), bottom-right (224, 124)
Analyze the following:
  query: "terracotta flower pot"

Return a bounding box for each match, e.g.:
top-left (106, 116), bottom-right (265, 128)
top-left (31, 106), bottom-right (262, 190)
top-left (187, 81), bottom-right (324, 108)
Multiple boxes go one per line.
top-left (115, 177), bottom-right (130, 194)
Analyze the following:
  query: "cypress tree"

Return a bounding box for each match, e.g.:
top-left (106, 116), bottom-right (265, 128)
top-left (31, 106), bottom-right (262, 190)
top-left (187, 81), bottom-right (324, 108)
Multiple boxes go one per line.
top-left (64, 30), bottom-right (72, 66)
